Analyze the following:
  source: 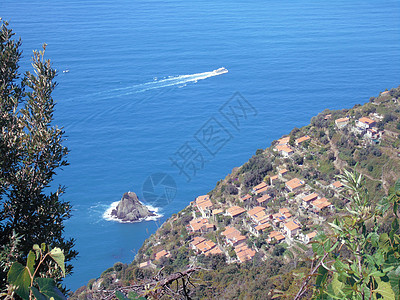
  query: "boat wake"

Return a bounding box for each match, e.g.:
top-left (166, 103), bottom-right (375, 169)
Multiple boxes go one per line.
top-left (90, 67), bottom-right (228, 100)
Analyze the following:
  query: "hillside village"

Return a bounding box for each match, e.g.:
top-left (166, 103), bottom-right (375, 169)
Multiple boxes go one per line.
top-left (135, 88), bottom-right (400, 270)
top-left (74, 86), bottom-right (400, 299)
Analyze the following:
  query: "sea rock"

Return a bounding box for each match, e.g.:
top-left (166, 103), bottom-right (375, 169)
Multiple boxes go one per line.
top-left (111, 192), bottom-right (155, 222)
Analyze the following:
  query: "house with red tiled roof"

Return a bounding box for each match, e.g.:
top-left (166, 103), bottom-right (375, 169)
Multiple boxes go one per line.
top-left (276, 144), bottom-right (294, 157)
top-left (302, 193), bottom-right (319, 205)
top-left (154, 249), bottom-right (170, 261)
top-left (188, 218), bottom-right (215, 233)
top-left (278, 169), bottom-right (288, 178)
top-left (139, 260), bottom-right (156, 269)
top-left (300, 231), bottom-right (318, 244)
top-left (295, 135), bottom-right (311, 146)
top-left (277, 136), bottom-right (290, 145)
top-left (357, 117), bottom-right (376, 130)
top-left (195, 195), bottom-right (213, 218)
top-left (279, 208), bottom-right (292, 219)
top-left (331, 181), bottom-right (343, 190)
top-left (284, 220), bottom-right (301, 239)
top-left (235, 244), bottom-right (256, 262)
top-left (252, 222), bottom-right (271, 237)
top-left (226, 206), bottom-right (246, 218)
top-left (335, 117), bottom-right (349, 129)
top-left (239, 194), bottom-right (252, 202)
top-left (192, 239), bottom-right (218, 255)
top-left (248, 206), bottom-right (268, 225)
top-left (268, 231), bottom-right (285, 244)
top-left (252, 182), bottom-right (268, 194)
top-left (271, 213), bottom-right (287, 226)
top-left (311, 197), bottom-right (332, 212)
top-left (212, 209), bottom-right (224, 216)
top-left (270, 175), bottom-right (279, 185)
top-left (257, 194), bottom-right (271, 206)
top-left (222, 226), bottom-right (247, 247)
top-left (285, 178), bottom-right (305, 193)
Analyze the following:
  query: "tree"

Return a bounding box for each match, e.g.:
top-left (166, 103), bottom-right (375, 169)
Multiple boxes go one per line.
top-left (0, 20), bottom-right (76, 293)
top-left (295, 169), bottom-right (400, 299)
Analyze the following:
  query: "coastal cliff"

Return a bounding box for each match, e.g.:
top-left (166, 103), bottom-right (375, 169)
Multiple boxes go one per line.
top-left (111, 192), bottom-right (155, 222)
top-left (73, 86), bottom-right (400, 299)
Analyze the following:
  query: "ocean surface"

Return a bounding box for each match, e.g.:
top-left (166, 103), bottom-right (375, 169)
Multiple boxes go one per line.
top-left (1, 0), bottom-right (400, 291)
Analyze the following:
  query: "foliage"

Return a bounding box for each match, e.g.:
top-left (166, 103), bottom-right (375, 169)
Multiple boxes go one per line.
top-left (3, 243), bottom-right (66, 300)
top-left (295, 169), bottom-right (400, 299)
top-left (0, 20), bottom-right (76, 293)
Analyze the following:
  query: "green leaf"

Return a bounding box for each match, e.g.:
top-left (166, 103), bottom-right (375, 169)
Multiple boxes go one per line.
top-left (49, 248), bottom-right (65, 276)
top-left (35, 278), bottom-right (66, 300)
top-left (115, 291), bottom-right (129, 300)
top-left (388, 266), bottom-right (400, 299)
top-left (316, 265), bottom-right (329, 288)
top-left (7, 262), bottom-right (31, 299)
top-left (127, 291), bottom-right (146, 300)
top-left (33, 244), bottom-right (41, 260)
top-left (31, 286), bottom-right (47, 300)
top-left (27, 250), bottom-right (35, 275)
top-left (41, 243), bottom-right (46, 252)
top-left (374, 276), bottom-right (396, 299)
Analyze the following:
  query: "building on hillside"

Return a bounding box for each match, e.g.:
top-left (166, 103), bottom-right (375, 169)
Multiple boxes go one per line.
top-left (270, 175), bottom-right (279, 185)
top-left (311, 197), bottom-right (332, 212)
top-left (251, 222), bottom-right (271, 237)
top-left (154, 249), bottom-right (170, 261)
top-left (278, 168), bottom-right (288, 178)
top-left (302, 193), bottom-right (319, 206)
top-left (277, 136), bottom-right (290, 145)
top-left (268, 231), bottom-right (285, 244)
top-left (195, 195), bottom-right (213, 218)
top-left (295, 135), bottom-right (311, 146)
top-left (252, 182), bottom-right (268, 194)
top-left (279, 207), bottom-right (292, 219)
top-left (357, 117), bottom-right (376, 130)
top-left (188, 218), bottom-right (215, 233)
top-left (285, 178), bottom-right (305, 193)
top-left (239, 194), bottom-right (252, 202)
top-left (276, 144), bottom-right (294, 157)
top-left (299, 231), bottom-right (317, 244)
top-left (222, 226), bottom-right (247, 247)
top-left (257, 194), bottom-right (271, 206)
top-left (331, 181), bottom-right (343, 190)
top-left (324, 114), bottom-right (332, 120)
top-left (227, 206), bottom-right (246, 218)
top-left (139, 260), bottom-right (156, 269)
top-left (283, 220), bottom-right (301, 239)
top-left (335, 117), bottom-right (349, 129)
top-left (235, 244), bottom-right (256, 263)
top-left (191, 238), bottom-right (218, 255)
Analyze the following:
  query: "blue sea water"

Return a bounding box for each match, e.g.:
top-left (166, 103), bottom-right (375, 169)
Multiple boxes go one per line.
top-left (1, 0), bottom-right (400, 291)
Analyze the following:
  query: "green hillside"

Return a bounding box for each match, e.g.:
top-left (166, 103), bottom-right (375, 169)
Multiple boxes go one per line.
top-left (73, 86), bottom-right (400, 300)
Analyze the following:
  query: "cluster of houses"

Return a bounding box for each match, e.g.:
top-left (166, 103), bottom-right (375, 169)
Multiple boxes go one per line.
top-left (274, 135), bottom-right (311, 158)
top-left (335, 115), bottom-right (383, 144)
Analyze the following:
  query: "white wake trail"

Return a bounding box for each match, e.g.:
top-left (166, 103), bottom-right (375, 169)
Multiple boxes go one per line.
top-left (90, 67), bottom-right (228, 100)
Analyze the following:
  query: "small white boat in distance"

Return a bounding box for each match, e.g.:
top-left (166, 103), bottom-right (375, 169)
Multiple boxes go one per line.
top-left (213, 67), bottom-right (228, 75)
top-left (63, 69), bottom-right (69, 73)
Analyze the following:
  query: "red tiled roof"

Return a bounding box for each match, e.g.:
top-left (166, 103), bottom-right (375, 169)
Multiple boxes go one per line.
top-left (358, 117), bottom-right (375, 125)
top-left (257, 194), bottom-right (271, 204)
top-left (296, 135), bottom-right (311, 144)
top-left (284, 220), bottom-right (300, 231)
top-left (286, 178), bottom-right (305, 190)
top-left (253, 181), bottom-right (268, 191)
top-left (332, 181), bottom-right (343, 188)
top-left (303, 193), bottom-right (319, 202)
top-left (155, 250), bottom-right (169, 261)
top-left (240, 194), bottom-right (252, 201)
top-left (196, 195), bottom-right (213, 210)
top-left (227, 206), bottom-right (246, 217)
